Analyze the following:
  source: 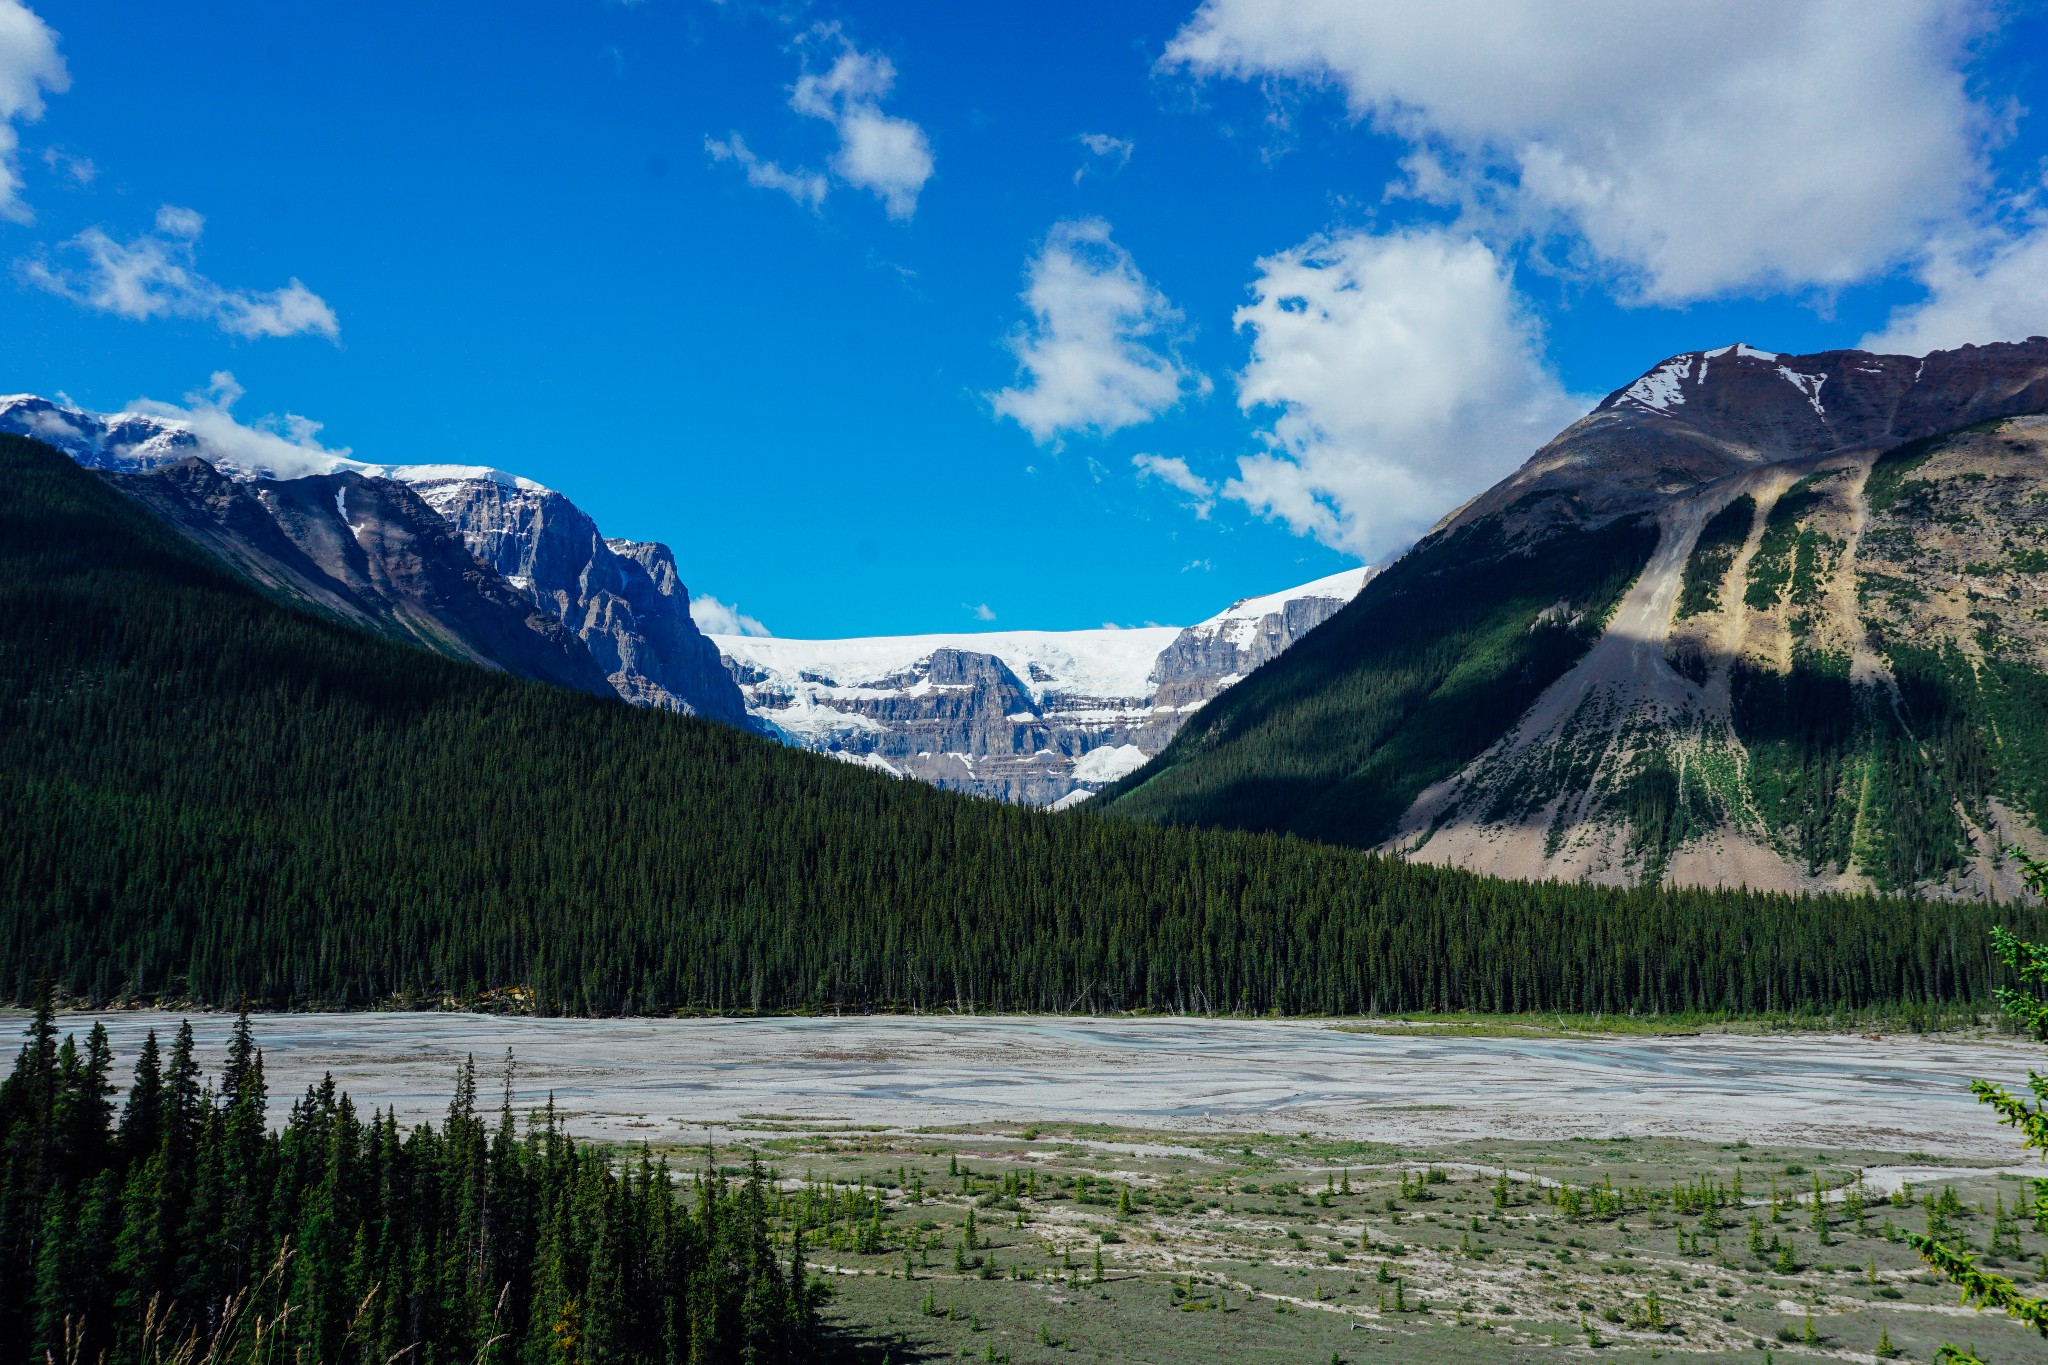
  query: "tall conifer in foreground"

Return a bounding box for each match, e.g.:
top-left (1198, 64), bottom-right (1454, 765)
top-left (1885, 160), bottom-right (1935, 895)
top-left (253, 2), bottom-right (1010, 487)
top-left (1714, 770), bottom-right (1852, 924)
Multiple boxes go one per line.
top-left (1912, 850), bottom-right (2048, 1363)
top-left (0, 1002), bottom-right (819, 1364)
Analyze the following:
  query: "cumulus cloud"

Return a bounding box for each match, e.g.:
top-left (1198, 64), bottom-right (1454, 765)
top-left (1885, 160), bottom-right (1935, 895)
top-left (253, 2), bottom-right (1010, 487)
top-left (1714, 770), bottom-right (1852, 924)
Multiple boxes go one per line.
top-left (1074, 132), bottom-right (1133, 183)
top-left (1221, 227), bottom-right (1583, 560)
top-left (690, 593), bottom-right (772, 637)
top-left (991, 218), bottom-right (1206, 443)
top-left (1165, 0), bottom-right (1994, 302)
top-left (1132, 452), bottom-right (1215, 518)
top-left (711, 28), bottom-right (933, 220)
top-left (0, 0), bottom-right (65, 221)
top-left (1861, 215), bottom-right (2048, 355)
top-left (703, 133), bottom-right (827, 209)
top-left (20, 204), bottom-right (341, 340)
top-left (129, 371), bottom-right (355, 480)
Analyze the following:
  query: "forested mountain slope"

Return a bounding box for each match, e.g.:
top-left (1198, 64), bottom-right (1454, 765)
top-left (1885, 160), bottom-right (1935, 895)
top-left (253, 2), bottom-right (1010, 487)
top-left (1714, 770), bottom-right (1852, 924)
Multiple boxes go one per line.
top-left (1099, 339), bottom-right (2048, 898)
top-left (0, 433), bottom-right (2026, 1017)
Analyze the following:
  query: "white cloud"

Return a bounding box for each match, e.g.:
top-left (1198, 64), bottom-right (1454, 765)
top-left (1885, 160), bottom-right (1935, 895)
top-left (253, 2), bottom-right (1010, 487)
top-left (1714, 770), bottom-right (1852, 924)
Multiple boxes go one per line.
top-left (38, 145), bottom-right (90, 186)
top-left (969, 603), bottom-right (997, 621)
top-left (712, 28), bottom-right (933, 220)
top-left (20, 204), bottom-right (341, 340)
top-left (129, 371), bottom-right (355, 480)
top-left (1861, 214), bottom-right (2048, 354)
top-left (1132, 451), bottom-right (1215, 518)
top-left (1221, 226), bottom-right (1583, 560)
top-left (690, 593), bottom-right (772, 637)
top-left (991, 218), bottom-right (1206, 443)
top-left (1165, 0), bottom-right (1994, 302)
top-left (1074, 132), bottom-right (1133, 184)
top-left (0, 0), bottom-right (65, 221)
top-left (704, 133), bottom-right (828, 210)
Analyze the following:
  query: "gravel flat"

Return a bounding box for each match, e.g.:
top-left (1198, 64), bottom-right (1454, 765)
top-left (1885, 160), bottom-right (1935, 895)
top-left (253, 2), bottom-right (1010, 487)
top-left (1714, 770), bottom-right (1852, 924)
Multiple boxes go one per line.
top-left (40, 1012), bottom-right (2043, 1156)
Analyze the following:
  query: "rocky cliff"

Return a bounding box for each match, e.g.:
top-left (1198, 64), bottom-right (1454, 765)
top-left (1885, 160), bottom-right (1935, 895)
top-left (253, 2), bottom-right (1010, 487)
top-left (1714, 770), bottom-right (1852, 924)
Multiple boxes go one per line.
top-left (714, 567), bottom-right (1370, 805)
top-left (404, 473), bottom-right (752, 726)
top-left (0, 394), bottom-right (752, 727)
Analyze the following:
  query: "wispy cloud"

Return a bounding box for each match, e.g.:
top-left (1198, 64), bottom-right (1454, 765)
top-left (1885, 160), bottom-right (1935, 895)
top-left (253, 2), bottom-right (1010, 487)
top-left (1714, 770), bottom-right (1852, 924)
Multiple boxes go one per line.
top-left (704, 133), bottom-right (827, 209)
top-left (0, 0), bottom-right (67, 221)
top-left (709, 27), bottom-right (934, 221)
top-left (690, 593), bottom-right (773, 637)
top-left (20, 204), bottom-right (340, 340)
top-left (968, 602), bottom-right (997, 622)
top-left (991, 218), bottom-right (1206, 443)
top-left (38, 145), bottom-right (90, 186)
top-left (1132, 452), bottom-right (1215, 519)
top-left (1074, 132), bottom-right (1133, 184)
top-left (128, 371), bottom-right (355, 480)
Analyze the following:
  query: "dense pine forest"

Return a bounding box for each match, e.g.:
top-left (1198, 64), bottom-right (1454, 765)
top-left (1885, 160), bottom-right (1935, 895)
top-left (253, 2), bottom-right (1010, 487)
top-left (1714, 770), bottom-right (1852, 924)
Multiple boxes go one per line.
top-left (0, 432), bottom-right (2040, 1018)
top-left (0, 994), bottom-right (818, 1365)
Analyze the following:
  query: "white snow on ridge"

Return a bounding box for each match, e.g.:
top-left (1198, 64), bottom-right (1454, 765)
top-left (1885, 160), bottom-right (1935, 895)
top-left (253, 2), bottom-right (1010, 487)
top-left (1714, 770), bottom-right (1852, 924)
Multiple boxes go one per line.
top-left (381, 464), bottom-right (555, 495)
top-left (1619, 354), bottom-right (1694, 412)
top-left (1775, 366), bottom-right (1828, 418)
top-left (713, 627), bottom-right (1184, 704)
top-left (1069, 743), bottom-right (1148, 784)
top-left (1187, 566), bottom-right (1373, 646)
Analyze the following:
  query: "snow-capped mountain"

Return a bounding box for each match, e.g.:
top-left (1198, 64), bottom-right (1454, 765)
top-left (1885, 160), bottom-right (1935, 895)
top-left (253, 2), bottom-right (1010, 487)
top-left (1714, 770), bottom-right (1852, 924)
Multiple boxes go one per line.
top-left (0, 394), bottom-right (752, 726)
top-left (714, 567), bottom-right (1372, 805)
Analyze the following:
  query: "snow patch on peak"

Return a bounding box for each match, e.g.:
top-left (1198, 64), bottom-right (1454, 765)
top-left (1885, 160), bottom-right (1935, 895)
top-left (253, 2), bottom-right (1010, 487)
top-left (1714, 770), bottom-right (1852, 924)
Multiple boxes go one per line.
top-left (380, 464), bottom-right (555, 495)
top-left (1776, 366), bottom-right (1828, 418)
top-left (1070, 743), bottom-right (1148, 784)
top-left (829, 750), bottom-right (900, 777)
top-left (1619, 354), bottom-right (1695, 412)
top-left (1201, 566), bottom-right (1373, 630)
top-left (1712, 342), bottom-right (1780, 362)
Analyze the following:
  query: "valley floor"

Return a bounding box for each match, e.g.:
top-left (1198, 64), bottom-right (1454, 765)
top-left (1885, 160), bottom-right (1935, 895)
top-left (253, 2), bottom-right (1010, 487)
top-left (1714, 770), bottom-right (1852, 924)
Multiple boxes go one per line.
top-left (34, 1011), bottom-right (2044, 1156)
top-left (31, 1012), bottom-right (2048, 1362)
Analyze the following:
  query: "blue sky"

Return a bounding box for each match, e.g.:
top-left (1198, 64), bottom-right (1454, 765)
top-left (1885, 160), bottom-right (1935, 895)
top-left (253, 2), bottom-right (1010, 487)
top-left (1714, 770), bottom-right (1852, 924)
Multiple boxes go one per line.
top-left (3, 1), bottom-right (2047, 637)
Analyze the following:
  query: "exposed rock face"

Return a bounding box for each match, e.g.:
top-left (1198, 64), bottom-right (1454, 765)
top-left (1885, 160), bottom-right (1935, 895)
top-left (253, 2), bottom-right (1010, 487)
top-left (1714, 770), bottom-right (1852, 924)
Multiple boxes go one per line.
top-left (713, 568), bottom-right (1371, 806)
top-left (404, 475), bottom-right (753, 727)
top-left (110, 458), bottom-right (612, 694)
top-left (0, 394), bottom-right (753, 727)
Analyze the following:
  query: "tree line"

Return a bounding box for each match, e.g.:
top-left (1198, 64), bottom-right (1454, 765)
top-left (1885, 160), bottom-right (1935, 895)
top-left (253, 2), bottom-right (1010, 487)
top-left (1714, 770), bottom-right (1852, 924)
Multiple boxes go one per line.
top-left (1, 432), bottom-right (2039, 1020)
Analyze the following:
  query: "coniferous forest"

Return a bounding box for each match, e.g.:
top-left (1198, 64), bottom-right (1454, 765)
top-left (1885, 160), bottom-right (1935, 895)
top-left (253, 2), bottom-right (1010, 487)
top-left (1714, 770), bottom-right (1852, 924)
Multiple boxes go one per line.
top-left (0, 992), bottom-right (818, 1365)
top-left (1, 432), bottom-right (2041, 1019)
